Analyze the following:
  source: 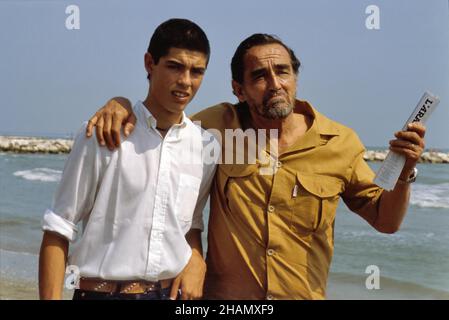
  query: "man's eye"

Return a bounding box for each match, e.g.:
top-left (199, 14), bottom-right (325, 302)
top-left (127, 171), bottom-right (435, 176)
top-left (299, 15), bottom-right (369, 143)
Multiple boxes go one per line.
top-left (168, 64), bottom-right (182, 70)
top-left (192, 69), bottom-right (205, 76)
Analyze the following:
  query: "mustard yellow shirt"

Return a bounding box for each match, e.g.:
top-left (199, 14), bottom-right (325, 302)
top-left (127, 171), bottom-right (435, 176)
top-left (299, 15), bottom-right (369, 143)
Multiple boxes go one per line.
top-left (191, 100), bottom-right (384, 300)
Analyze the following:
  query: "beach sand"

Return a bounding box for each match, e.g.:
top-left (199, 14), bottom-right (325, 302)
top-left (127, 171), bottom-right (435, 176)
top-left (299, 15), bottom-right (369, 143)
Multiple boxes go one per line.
top-left (326, 273), bottom-right (449, 300)
top-left (2, 273), bottom-right (448, 300)
top-left (0, 277), bottom-right (74, 300)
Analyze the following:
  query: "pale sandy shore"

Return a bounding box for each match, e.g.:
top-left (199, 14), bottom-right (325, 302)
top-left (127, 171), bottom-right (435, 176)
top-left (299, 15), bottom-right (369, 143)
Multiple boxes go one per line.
top-left (326, 273), bottom-right (449, 300)
top-left (0, 278), bottom-right (74, 300)
top-left (1, 273), bottom-right (448, 300)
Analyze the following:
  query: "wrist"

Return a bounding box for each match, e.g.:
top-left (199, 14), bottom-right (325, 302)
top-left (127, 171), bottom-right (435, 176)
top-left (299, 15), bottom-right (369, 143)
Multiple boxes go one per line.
top-left (191, 248), bottom-right (204, 259)
top-left (112, 97), bottom-right (132, 111)
top-left (398, 167), bottom-right (418, 184)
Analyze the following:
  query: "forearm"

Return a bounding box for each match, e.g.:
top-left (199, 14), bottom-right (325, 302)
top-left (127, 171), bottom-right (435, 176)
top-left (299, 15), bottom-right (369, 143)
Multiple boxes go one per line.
top-left (370, 121), bottom-right (425, 234)
top-left (374, 181), bottom-right (411, 234)
top-left (39, 231), bottom-right (69, 300)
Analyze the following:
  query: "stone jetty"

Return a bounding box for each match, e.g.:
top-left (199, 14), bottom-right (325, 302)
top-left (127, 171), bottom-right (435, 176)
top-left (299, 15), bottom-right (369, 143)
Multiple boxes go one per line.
top-left (0, 136), bottom-right (73, 154)
top-left (363, 150), bottom-right (449, 163)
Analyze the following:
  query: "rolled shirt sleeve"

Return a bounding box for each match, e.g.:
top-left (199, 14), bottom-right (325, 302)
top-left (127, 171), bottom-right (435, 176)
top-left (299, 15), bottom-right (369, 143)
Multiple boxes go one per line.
top-left (41, 123), bottom-right (102, 242)
top-left (342, 141), bottom-right (384, 226)
top-left (42, 209), bottom-right (78, 241)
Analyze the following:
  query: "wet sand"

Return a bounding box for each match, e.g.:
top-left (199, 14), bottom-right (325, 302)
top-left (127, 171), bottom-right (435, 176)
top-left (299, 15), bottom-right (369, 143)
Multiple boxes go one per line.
top-left (2, 273), bottom-right (448, 300)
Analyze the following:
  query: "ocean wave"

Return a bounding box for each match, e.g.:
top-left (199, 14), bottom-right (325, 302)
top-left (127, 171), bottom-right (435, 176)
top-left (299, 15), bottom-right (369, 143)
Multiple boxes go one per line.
top-left (411, 183), bottom-right (449, 209)
top-left (13, 168), bottom-right (61, 182)
top-left (0, 216), bottom-right (41, 227)
top-left (0, 248), bottom-right (37, 258)
top-left (337, 229), bottom-right (448, 247)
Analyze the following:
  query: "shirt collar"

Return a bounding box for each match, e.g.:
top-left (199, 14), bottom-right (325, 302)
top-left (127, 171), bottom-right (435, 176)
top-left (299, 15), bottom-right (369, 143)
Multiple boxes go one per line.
top-left (286, 99), bottom-right (340, 152)
top-left (135, 100), bottom-right (188, 131)
top-left (301, 100), bottom-right (340, 137)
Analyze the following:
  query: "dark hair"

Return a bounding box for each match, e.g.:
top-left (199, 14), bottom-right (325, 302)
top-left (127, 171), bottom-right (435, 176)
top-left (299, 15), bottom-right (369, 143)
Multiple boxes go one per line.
top-left (147, 18), bottom-right (210, 80)
top-left (231, 33), bottom-right (300, 84)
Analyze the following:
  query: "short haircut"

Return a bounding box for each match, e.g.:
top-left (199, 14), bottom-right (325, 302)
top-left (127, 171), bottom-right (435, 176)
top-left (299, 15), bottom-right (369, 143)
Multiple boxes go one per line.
top-left (231, 33), bottom-right (301, 84)
top-left (147, 18), bottom-right (210, 80)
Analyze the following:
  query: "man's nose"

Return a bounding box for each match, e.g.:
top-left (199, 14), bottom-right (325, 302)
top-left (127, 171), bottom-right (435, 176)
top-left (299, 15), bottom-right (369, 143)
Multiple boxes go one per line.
top-left (177, 70), bottom-right (192, 87)
top-left (267, 71), bottom-right (281, 92)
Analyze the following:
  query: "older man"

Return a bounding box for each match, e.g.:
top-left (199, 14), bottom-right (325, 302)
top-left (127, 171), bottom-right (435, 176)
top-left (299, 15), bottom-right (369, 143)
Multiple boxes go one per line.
top-left (86, 33), bottom-right (425, 300)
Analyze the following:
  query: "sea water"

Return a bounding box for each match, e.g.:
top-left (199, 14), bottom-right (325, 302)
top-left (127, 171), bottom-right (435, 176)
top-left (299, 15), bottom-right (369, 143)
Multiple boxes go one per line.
top-left (1, 152), bottom-right (448, 299)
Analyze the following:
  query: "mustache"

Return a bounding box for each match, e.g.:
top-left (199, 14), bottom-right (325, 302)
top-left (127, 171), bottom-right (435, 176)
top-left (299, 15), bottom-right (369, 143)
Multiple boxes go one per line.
top-left (263, 91), bottom-right (287, 105)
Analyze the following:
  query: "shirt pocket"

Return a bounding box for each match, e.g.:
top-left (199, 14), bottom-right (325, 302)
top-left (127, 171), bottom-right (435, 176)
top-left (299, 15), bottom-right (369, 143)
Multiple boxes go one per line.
top-left (219, 164), bottom-right (259, 213)
top-left (290, 172), bottom-right (343, 235)
top-left (175, 173), bottom-right (202, 222)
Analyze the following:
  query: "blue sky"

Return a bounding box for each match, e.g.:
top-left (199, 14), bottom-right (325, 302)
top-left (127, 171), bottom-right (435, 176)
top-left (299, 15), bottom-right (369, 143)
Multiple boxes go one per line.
top-left (1, 0), bottom-right (448, 148)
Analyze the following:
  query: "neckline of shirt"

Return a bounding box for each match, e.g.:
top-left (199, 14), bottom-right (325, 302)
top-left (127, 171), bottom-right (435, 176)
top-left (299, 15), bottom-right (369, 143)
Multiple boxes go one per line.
top-left (136, 100), bottom-right (188, 132)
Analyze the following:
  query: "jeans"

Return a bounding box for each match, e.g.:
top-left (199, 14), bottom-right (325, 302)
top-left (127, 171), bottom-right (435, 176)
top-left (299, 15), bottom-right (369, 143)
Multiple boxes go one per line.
top-left (72, 287), bottom-right (174, 300)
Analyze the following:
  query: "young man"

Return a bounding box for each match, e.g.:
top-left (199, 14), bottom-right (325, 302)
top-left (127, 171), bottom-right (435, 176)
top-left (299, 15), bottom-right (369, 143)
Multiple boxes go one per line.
top-left (86, 34), bottom-right (425, 299)
top-left (38, 18), bottom-right (218, 300)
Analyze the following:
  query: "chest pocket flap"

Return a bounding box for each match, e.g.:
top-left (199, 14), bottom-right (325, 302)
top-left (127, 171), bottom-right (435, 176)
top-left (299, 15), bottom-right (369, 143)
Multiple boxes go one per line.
top-left (291, 172), bottom-right (344, 234)
top-left (219, 163), bottom-right (259, 178)
top-left (296, 172), bottom-right (343, 198)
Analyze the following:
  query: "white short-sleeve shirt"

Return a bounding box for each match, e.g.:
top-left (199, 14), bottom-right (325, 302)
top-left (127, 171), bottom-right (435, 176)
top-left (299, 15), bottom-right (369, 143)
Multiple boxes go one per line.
top-left (42, 101), bottom-right (219, 281)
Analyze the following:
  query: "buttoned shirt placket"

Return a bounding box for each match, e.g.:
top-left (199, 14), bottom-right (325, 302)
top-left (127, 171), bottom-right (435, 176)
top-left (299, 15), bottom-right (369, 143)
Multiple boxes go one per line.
top-left (145, 117), bottom-right (177, 280)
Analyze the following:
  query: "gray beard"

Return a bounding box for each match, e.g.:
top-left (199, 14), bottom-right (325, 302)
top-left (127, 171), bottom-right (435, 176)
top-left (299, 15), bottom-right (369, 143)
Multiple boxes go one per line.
top-left (260, 102), bottom-right (294, 119)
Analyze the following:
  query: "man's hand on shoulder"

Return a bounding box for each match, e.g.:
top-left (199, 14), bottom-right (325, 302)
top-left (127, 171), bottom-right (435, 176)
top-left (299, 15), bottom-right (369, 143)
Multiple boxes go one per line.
top-left (86, 97), bottom-right (136, 150)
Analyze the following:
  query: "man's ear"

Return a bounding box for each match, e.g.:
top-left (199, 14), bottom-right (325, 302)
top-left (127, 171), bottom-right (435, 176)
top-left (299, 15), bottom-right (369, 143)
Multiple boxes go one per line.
top-left (144, 53), bottom-right (155, 76)
top-left (232, 80), bottom-right (246, 103)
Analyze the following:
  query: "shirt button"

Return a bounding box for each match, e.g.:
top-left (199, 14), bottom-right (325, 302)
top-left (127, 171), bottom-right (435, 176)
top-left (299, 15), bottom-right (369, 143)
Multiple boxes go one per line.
top-left (276, 161), bottom-right (282, 168)
top-left (267, 249), bottom-right (275, 256)
top-left (267, 205), bottom-right (275, 213)
top-left (266, 294), bottom-right (274, 300)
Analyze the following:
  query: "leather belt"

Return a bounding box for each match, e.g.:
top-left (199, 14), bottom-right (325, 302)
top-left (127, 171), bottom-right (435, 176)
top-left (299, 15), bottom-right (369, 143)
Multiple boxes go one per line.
top-left (79, 278), bottom-right (173, 294)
